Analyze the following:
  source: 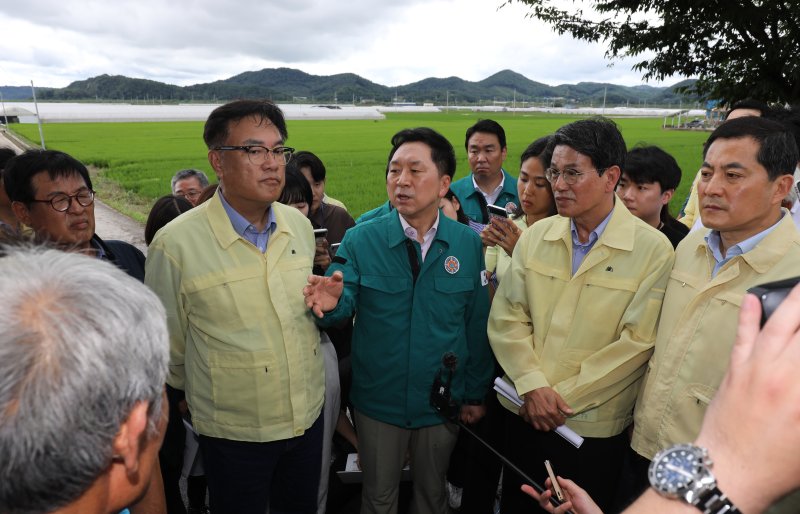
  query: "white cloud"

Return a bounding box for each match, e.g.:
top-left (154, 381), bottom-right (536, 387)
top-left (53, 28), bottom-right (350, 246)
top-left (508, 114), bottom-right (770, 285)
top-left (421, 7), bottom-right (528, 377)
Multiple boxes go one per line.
top-left (0, 0), bottom-right (685, 88)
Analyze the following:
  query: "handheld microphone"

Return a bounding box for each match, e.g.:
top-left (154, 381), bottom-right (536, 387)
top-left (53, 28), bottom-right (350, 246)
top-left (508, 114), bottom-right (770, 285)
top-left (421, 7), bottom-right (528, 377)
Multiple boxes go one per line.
top-left (429, 353), bottom-right (574, 514)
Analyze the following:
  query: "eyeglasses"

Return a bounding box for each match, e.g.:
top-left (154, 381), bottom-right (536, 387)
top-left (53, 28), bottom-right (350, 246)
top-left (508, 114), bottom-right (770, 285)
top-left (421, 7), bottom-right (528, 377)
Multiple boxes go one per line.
top-left (545, 167), bottom-right (606, 185)
top-left (30, 190), bottom-right (95, 212)
top-left (176, 190), bottom-right (202, 200)
top-left (214, 145), bottom-right (294, 166)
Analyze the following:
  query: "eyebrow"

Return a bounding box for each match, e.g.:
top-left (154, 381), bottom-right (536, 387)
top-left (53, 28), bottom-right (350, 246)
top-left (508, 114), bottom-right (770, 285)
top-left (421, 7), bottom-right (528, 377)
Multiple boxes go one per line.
top-left (242, 138), bottom-right (284, 146)
top-left (45, 186), bottom-right (90, 198)
top-left (701, 161), bottom-right (746, 170)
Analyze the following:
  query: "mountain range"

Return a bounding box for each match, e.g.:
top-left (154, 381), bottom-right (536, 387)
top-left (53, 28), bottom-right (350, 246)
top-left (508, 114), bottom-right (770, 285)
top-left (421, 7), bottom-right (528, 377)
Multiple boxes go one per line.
top-left (0, 68), bottom-right (698, 106)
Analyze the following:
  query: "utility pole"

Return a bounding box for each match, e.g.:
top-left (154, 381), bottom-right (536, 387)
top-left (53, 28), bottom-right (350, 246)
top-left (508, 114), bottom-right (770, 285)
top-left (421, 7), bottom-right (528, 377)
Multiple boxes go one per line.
top-left (31, 80), bottom-right (46, 149)
top-left (0, 92), bottom-right (8, 128)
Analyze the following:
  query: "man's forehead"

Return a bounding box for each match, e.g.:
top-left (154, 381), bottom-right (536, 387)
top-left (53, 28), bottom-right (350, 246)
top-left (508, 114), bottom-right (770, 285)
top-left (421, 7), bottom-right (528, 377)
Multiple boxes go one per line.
top-left (32, 170), bottom-right (89, 191)
top-left (468, 132), bottom-right (501, 147)
top-left (705, 136), bottom-right (761, 162)
top-left (552, 145), bottom-right (592, 165)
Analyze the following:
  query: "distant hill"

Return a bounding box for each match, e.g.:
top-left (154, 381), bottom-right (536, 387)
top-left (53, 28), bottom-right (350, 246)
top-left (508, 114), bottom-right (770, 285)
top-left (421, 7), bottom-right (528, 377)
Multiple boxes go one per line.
top-left (29, 68), bottom-right (699, 105)
top-left (0, 85), bottom-right (54, 100)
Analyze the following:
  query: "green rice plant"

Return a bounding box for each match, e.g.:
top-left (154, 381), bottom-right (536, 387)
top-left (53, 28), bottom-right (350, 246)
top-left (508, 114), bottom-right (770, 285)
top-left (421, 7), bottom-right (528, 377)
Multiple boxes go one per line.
top-left (10, 112), bottom-right (708, 220)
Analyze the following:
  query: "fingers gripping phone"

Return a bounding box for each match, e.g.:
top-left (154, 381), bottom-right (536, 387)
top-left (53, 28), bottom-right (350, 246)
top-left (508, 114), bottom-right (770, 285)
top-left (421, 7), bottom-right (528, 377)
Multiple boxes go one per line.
top-left (487, 204), bottom-right (510, 219)
top-left (544, 460), bottom-right (565, 501)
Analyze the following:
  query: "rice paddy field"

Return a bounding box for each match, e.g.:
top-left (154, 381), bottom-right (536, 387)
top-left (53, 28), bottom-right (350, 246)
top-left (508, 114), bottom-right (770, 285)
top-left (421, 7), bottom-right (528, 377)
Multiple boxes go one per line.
top-left (10, 112), bottom-right (709, 222)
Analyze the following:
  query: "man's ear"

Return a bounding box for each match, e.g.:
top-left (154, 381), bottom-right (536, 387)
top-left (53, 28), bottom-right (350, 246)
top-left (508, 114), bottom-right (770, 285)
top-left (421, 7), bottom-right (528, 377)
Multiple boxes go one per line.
top-left (604, 166), bottom-right (621, 193)
top-left (11, 201), bottom-right (31, 227)
top-left (661, 188), bottom-right (675, 206)
top-left (773, 174), bottom-right (795, 205)
top-left (439, 174), bottom-right (452, 199)
top-left (112, 401), bottom-right (150, 474)
top-left (208, 149), bottom-right (225, 180)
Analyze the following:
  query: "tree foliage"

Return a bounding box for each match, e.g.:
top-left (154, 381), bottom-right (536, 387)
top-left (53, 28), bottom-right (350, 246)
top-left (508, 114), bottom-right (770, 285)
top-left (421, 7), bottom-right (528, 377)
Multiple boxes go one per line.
top-left (505, 0), bottom-right (800, 104)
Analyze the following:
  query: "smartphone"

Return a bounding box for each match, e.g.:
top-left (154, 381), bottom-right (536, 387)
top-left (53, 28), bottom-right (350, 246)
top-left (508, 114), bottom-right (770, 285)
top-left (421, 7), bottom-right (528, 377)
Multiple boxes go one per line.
top-left (329, 242), bottom-right (341, 256)
top-left (748, 276), bottom-right (800, 327)
top-left (313, 228), bottom-right (328, 241)
top-left (544, 460), bottom-right (564, 501)
top-left (487, 204), bottom-right (510, 219)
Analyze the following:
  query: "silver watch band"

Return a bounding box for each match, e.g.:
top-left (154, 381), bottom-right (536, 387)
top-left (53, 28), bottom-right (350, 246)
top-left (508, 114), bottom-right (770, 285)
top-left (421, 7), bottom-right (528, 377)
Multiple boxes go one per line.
top-left (697, 486), bottom-right (740, 514)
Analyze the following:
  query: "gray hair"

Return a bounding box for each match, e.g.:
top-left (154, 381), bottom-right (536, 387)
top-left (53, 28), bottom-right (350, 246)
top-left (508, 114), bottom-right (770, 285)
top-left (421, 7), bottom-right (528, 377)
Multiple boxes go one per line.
top-left (0, 245), bottom-right (169, 513)
top-left (171, 168), bottom-right (209, 191)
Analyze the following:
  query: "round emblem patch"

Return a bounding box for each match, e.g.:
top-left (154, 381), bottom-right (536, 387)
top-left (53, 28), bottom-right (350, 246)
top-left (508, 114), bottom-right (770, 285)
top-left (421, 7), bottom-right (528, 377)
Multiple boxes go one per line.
top-left (444, 256), bottom-right (460, 274)
top-left (505, 201), bottom-right (518, 213)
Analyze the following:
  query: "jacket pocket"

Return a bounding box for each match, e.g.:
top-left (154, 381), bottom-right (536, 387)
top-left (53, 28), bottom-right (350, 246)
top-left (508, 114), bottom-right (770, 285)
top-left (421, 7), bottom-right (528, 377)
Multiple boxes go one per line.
top-left (362, 274), bottom-right (411, 294)
top-left (663, 383), bottom-right (715, 444)
top-left (208, 349), bottom-right (284, 428)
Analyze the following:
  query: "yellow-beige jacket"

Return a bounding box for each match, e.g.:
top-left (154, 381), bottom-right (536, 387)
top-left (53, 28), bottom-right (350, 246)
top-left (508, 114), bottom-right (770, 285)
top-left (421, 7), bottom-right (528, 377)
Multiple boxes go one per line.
top-left (632, 213), bottom-right (800, 459)
top-left (489, 201), bottom-right (674, 437)
top-left (145, 193), bottom-right (324, 442)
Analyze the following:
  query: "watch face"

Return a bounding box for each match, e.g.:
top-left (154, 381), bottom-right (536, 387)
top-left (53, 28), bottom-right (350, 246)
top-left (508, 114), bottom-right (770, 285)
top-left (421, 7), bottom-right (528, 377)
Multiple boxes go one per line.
top-left (649, 444), bottom-right (711, 498)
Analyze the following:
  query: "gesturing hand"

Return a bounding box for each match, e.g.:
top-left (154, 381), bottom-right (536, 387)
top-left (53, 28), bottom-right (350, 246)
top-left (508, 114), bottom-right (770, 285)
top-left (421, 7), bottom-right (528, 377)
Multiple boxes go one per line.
top-left (303, 271), bottom-right (344, 318)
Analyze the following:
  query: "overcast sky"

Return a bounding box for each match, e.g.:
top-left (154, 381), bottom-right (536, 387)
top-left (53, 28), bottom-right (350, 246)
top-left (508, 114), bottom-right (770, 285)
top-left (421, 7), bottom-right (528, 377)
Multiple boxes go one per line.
top-left (0, 0), bottom-right (683, 89)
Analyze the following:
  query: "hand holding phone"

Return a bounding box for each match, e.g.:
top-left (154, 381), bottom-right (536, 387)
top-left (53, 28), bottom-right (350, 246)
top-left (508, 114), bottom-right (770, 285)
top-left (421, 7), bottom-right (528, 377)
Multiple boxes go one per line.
top-left (487, 203), bottom-right (510, 219)
top-left (544, 460), bottom-right (565, 501)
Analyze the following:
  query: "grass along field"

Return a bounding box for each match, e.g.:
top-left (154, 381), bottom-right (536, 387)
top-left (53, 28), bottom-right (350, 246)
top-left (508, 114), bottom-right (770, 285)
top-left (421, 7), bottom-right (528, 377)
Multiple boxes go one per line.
top-left (10, 112), bottom-right (709, 223)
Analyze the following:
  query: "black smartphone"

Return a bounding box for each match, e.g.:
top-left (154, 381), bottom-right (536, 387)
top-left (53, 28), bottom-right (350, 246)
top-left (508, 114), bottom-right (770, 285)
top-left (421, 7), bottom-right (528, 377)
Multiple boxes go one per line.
top-left (487, 204), bottom-right (510, 219)
top-left (313, 228), bottom-right (328, 240)
top-left (747, 276), bottom-right (800, 327)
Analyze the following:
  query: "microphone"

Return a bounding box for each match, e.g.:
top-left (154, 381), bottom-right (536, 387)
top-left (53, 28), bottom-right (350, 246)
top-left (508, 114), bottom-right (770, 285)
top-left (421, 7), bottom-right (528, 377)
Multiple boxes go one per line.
top-left (429, 353), bottom-right (574, 514)
top-left (430, 352), bottom-right (459, 421)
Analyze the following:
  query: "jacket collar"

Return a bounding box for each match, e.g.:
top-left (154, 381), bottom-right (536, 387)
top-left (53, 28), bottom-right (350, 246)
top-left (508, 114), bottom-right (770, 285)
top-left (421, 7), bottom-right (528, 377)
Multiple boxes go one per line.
top-left (207, 191), bottom-right (296, 250)
top-left (543, 200), bottom-right (637, 252)
top-left (694, 209), bottom-right (800, 274)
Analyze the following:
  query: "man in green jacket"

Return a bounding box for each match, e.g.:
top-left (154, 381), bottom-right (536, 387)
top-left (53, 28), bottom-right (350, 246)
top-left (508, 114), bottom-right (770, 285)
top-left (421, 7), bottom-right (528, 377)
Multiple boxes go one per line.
top-left (304, 127), bottom-right (493, 514)
top-left (450, 119), bottom-right (519, 225)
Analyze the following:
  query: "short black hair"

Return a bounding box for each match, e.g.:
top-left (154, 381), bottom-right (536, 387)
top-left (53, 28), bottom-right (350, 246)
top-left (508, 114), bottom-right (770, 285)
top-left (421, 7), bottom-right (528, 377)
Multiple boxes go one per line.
top-left (624, 145), bottom-right (682, 192)
top-left (0, 148), bottom-right (16, 171)
top-left (3, 150), bottom-right (93, 204)
top-left (279, 167), bottom-right (313, 208)
top-left (465, 119), bottom-right (507, 150)
top-left (703, 116), bottom-right (798, 181)
top-left (549, 117), bottom-right (626, 173)
top-left (144, 195), bottom-right (193, 246)
top-left (725, 98), bottom-right (770, 120)
top-left (203, 99), bottom-right (288, 149)
top-left (289, 151), bottom-right (327, 182)
top-left (387, 127), bottom-right (457, 178)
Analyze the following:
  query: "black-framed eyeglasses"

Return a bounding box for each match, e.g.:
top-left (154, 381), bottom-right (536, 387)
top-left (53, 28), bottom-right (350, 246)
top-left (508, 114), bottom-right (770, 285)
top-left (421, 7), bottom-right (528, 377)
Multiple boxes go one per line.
top-left (545, 167), bottom-right (606, 185)
top-left (30, 190), bottom-right (95, 212)
top-left (214, 145), bottom-right (294, 166)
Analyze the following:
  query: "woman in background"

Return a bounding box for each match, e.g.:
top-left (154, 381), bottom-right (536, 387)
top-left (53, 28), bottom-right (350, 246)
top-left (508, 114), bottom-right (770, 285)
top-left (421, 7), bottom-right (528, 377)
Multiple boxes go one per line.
top-left (482, 135), bottom-right (557, 288)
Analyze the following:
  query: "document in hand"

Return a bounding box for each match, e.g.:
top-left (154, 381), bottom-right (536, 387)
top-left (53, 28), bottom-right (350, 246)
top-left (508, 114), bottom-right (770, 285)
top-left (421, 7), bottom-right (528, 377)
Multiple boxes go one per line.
top-left (493, 377), bottom-right (584, 448)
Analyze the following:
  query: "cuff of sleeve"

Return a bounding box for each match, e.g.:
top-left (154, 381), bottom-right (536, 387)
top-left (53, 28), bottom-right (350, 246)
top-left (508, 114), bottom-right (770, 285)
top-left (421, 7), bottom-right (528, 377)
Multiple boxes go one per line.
top-left (463, 398), bottom-right (484, 406)
top-left (514, 370), bottom-right (550, 397)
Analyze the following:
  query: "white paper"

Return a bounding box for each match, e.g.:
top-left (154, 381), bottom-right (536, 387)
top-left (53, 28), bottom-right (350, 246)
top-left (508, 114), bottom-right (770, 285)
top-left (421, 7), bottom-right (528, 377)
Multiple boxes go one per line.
top-left (493, 377), bottom-right (584, 449)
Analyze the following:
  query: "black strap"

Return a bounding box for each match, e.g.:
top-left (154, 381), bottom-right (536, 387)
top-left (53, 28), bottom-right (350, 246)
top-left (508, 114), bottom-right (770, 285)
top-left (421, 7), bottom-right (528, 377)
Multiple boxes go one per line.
top-left (404, 239), bottom-right (420, 284)
top-left (474, 191), bottom-right (490, 224)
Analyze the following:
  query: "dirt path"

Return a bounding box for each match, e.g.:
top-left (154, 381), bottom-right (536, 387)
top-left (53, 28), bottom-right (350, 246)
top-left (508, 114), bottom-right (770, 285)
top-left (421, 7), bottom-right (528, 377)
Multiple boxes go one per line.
top-left (0, 129), bottom-right (147, 254)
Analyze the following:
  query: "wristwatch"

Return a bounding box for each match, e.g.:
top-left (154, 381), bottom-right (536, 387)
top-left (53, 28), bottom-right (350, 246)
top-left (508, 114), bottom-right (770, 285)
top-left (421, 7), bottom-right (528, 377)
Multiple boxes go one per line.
top-left (648, 444), bottom-right (740, 513)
